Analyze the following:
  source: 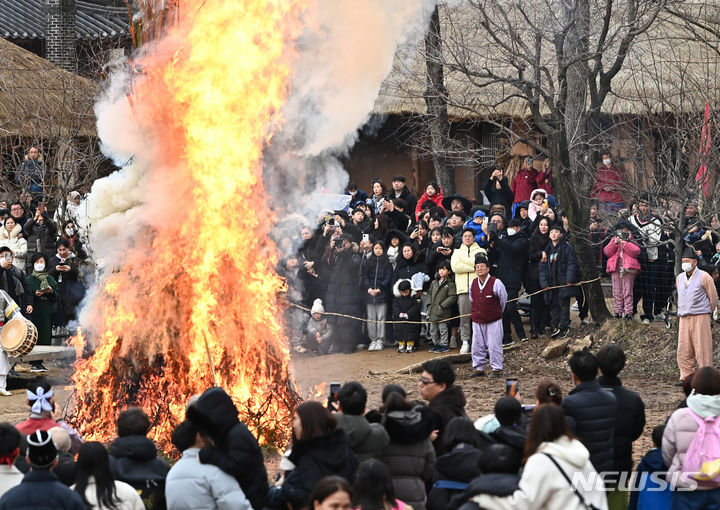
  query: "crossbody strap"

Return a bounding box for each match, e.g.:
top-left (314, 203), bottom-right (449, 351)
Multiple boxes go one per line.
top-left (543, 453), bottom-right (596, 510)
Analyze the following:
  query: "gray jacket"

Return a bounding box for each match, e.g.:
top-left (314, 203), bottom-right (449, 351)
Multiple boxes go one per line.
top-left (335, 413), bottom-right (389, 462)
top-left (165, 448), bottom-right (252, 510)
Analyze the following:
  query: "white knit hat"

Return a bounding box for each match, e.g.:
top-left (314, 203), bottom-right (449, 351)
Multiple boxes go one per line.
top-left (311, 298), bottom-right (325, 314)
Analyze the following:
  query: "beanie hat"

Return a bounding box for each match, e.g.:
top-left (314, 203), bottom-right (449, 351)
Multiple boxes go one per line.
top-left (48, 426), bottom-right (71, 454)
top-left (26, 430), bottom-right (57, 468)
top-left (311, 298), bottom-right (325, 314)
top-left (473, 210), bottom-right (486, 219)
top-left (508, 218), bottom-right (523, 228)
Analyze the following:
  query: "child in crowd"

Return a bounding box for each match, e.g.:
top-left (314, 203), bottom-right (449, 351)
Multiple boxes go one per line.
top-left (628, 425), bottom-right (671, 510)
top-left (710, 241), bottom-right (720, 265)
top-left (539, 225), bottom-right (580, 338)
top-left (603, 220), bottom-right (642, 319)
top-left (306, 299), bottom-right (333, 356)
top-left (393, 280), bottom-right (421, 353)
top-left (352, 459), bottom-right (411, 510)
top-left (427, 261), bottom-right (457, 353)
top-left (463, 211), bottom-right (488, 248)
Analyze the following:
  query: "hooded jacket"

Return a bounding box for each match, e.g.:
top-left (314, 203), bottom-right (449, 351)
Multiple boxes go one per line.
top-left (335, 413), bottom-right (389, 462)
top-left (282, 429), bottom-right (358, 509)
top-left (108, 435), bottom-right (170, 510)
top-left (603, 234), bottom-right (642, 273)
top-left (427, 443), bottom-right (483, 510)
top-left (428, 386), bottom-right (467, 455)
top-left (473, 436), bottom-right (608, 510)
top-left (186, 387), bottom-right (269, 510)
top-left (380, 407), bottom-right (437, 510)
top-left (427, 275), bottom-right (457, 322)
top-left (491, 229), bottom-right (529, 290)
top-left (628, 448), bottom-right (670, 510)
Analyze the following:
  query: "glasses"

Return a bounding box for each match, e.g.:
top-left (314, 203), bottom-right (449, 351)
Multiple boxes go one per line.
top-left (418, 377), bottom-right (436, 386)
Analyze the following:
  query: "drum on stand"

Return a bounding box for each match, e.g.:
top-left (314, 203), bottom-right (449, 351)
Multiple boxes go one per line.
top-left (0, 318), bottom-right (38, 357)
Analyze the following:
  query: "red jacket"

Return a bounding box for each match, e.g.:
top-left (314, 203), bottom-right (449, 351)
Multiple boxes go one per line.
top-left (16, 416), bottom-right (58, 435)
top-left (511, 168), bottom-right (540, 203)
top-left (603, 236), bottom-right (641, 273)
top-left (591, 164), bottom-right (623, 203)
top-left (415, 189), bottom-right (445, 220)
top-left (537, 168), bottom-right (554, 195)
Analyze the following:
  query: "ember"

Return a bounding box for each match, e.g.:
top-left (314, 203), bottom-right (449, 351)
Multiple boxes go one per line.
top-left (69, 0), bottom-right (306, 452)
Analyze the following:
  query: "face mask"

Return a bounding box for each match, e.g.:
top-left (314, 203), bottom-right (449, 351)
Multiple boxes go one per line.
top-left (507, 229), bottom-right (517, 236)
top-left (603, 159), bottom-right (612, 166)
top-left (682, 262), bottom-right (694, 273)
top-left (349, 191), bottom-right (356, 196)
top-left (34, 263), bottom-right (45, 272)
top-left (65, 227), bottom-right (74, 236)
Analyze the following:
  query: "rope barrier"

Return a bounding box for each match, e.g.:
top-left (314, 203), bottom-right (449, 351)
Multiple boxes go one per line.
top-left (288, 276), bottom-right (601, 325)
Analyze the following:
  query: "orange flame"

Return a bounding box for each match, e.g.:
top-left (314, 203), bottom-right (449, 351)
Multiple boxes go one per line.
top-left (70, 0), bottom-right (307, 451)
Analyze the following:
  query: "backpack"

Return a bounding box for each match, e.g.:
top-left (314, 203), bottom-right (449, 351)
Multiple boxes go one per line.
top-left (682, 410), bottom-right (720, 485)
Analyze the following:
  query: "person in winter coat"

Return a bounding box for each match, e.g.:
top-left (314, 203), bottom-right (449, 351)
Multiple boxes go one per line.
top-left (379, 392), bottom-right (436, 510)
top-left (23, 208), bottom-right (56, 274)
top-left (527, 189), bottom-right (548, 222)
top-left (468, 257), bottom-right (507, 378)
top-left (0, 430), bottom-right (85, 510)
top-left (527, 217), bottom-right (550, 338)
top-left (426, 228), bottom-right (456, 277)
top-left (393, 243), bottom-right (427, 287)
top-left (538, 157), bottom-right (555, 195)
top-left (471, 403), bottom-right (609, 510)
top-left (603, 220), bottom-right (642, 319)
top-left (561, 351), bottom-right (617, 475)
top-left (662, 366), bottom-right (720, 507)
top-left (48, 239), bottom-right (85, 329)
top-left (462, 210), bottom-right (488, 248)
top-left (335, 381), bottom-right (390, 462)
top-left (484, 168), bottom-right (514, 215)
top-left (346, 182), bottom-right (369, 209)
top-left (426, 417), bottom-right (489, 510)
top-left (628, 425), bottom-right (670, 510)
top-left (389, 175), bottom-right (418, 219)
top-left (353, 458), bottom-right (412, 510)
top-left (0, 423), bottom-right (23, 497)
top-left (305, 299), bottom-right (333, 355)
top-left (539, 225), bottom-right (580, 338)
top-left (393, 280), bottom-right (421, 353)
top-left (274, 401), bottom-right (358, 510)
top-left (108, 408), bottom-right (170, 510)
top-left (489, 398), bottom-right (527, 457)
top-left (363, 242), bottom-right (393, 351)
top-left (591, 153), bottom-right (624, 210)
top-left (419, 359), bottom-right (467, 455)
top-left (368, 179), bottom-right (389, 216)
top-left (415, 182), bottom-right (445, 222)
top-left (73, 442), bottom-right (145, 510)
top-left (166, 421), bottom-right (251, 510)
top-left (186, 387), bottom-right (268, 510)
top-left (0, 217), bottom-right (26, 271)
top-left (26, 253), bottom-right (57, 359)
top-left (510, 156), bottom-right (540, 205)
top-left (451, 229), bottom-right (487, 354)
top-left (427, 261), bottom-right (457, 353)
top-left (629, 197), bottom-right (663, 323)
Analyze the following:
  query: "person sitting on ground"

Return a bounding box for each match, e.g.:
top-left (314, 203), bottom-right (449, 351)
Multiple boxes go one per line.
top-left (48, 427), bottom-right (76, 486)
top-left (73, 441), bottom-right (144, 510)
top-left (309, 476), bottom-right (353, 510)
top-left (0, 423), bottom-right (23, 498)
top-left (427, 417), bottom-right (490, 510)
top-left (15, 381), bottom-right (82, 453)
top-left (628, 425), bottom-right (670, 510)
top-left (471, 404), bottom-right (608, 510)
top-left (108, 407), bottom-right (170, 510)
top-left (334, 382), bottom-right (389, 462)
top-left (561, 350), bottom-right (617, 475)
top-left (166, 420), bottom-right (252, 510)
top-left (419, 359), bottom-right (467, 454)
top-left (354, 458), bottom-right (413, 510)
top-left (0, 430), bottom-right (85, 510)
top-left (305, 299), bottom-right (333, 356)
top-left (489, 397), bottom-right (527, 457)
top-left (186, 387), bottom-right (269, 510)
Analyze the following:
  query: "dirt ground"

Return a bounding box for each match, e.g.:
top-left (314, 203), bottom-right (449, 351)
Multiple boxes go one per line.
top-left (0, 312), bottom-right (710, 472)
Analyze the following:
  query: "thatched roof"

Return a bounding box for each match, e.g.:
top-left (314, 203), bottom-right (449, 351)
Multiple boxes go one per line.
top-left (0, 37), bottom-right (97, 137)
top-left (375, 1), bottom-right (720, 119)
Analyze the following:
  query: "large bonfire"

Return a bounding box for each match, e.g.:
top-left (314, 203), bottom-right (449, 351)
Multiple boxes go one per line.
top-left (70, 0), bottom-right (306, 450)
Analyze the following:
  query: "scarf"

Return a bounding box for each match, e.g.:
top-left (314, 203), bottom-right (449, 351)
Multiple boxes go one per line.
top-left (31, 269), bottom-right (50, 290)
top-left (687, 391), bottom-right (720, 419)
top-left (0, 447), bottom-right (18, 466)
top-left (0, 267), bottom-right (25, 301)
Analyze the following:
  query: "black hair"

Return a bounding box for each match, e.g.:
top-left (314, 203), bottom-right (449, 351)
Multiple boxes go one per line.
top-left (568, 350), bottom-right (599, 383)
top-left (347, 182), bottom-right (358, 191)
top-left (116, 407), bottom-right (151, 437)
top-left (0, 423), bottom-right (20, 457)
top-left (449, 211), bottom-right (465, 220)
top-left (338, 381), bottom-right (367, 416)
top-left (27, 380), bottom-right (52, 397)
top-left (652, 425), bottom-right (665, 449)
top-left (352, 459), bottom-right (396, 510)
top-left (421, 359), bottom-right (455, 387)
top-left (430, 227), bottom-right (442, 237)
top-left (171, 421), bottom-right (198, 453)
top-left (429, 214), bottom-right (444, 224)
top-left (309, 476), bottom-right (352, 507)
top-left (30, 252), bottom-right (47, 265)
top-left (74, 441), bottom-right (120, 509)
top-left (392, 198), bottom-right (407, 210)
top-left (444, 416), bottom-right (481, 450)
top-left (548, 224), bottom-right (564, 233)
top-left (381, 384), bottom-right (406, 403)
top-left (490, 213), bottom-right (507, 226)
top-left (462, 227), bottom-right (476, 236)
top-left (437, 260), bottom-right (452, 272)
top-left (56, 239), bottom-right (70, 250)
top-left (495, 397), bottom-right (522, 427)
top-left (421, 199), bottom-right (436, 210)
top-left (478, 443), bottom-right (521, 474)
top-left (596, 344), bottom-right (626, 378)
top-left (398, 280), bottom-right (411, 292)
top-left (474, 254), bottom-right (489, 266)
top-left (392, 175), bottom-right (406, 183)
top-left (425, 181), bottom-right (440, 193)
top-left (9, 202), bottom-right (23, 212)
top-left (0, 246), bottom-right (11, 256)
top-left (441, 227), bottom-right (455, 238)
top-left (382, 392), bottom-right (412, 414)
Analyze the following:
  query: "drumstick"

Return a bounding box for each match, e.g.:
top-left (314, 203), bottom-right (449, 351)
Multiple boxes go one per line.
top-left (203, 337), bottom-right (219, 387)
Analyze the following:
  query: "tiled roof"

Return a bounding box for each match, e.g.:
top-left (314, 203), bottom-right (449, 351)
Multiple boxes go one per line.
top-left (0, 0), bottom-right (129, 39)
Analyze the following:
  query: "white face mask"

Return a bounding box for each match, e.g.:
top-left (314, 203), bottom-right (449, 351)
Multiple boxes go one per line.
top-left (349, 190), bottom-right (356, 196)
top-left (65, 227), bottom-right (74, 236)
top-left (682, 262), bottom-right (694, 273)
top-left (34, 263), bottom-right (45, 272)
top-left (507, 228), bottom-right (517, 236)
top-left (603, 159), bottom-right (612, 166)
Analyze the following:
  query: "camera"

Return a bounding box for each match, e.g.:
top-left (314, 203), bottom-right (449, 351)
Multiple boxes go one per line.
top-left (615, 230), bottom-right (629, 241)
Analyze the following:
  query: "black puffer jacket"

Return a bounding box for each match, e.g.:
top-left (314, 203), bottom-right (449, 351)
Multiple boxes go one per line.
top-left (0, 470), bottom-right (85, 510)
top-left (427, 386), bottom-right (467, 455)
top-left (483, 176), bottom-right (514, 214)
top-left (490, 425), bottom-right (527, 457)
top-left (427, 443), bottom-right (483, 510)
top-left (598, 375), bottom-right (646, 473)
top-left (392, 252), bottom-right (427, 286)
top-left (490, 231), bottom-right (529, 290)
top-left (561, 380), bottom-right (617, 473)
top-left (456, 474), bottom-right (521, 510)
top-left (187, 387), bottom-right (269, 510)
top-left (362, 253), bottom-right (393, 304)
top-left (282, 429), bottom-right (358, 510)
top-left (539, 237), bottom-right (581, 302)
top-left (392, 280), bottom-right (422, 341)
top-left (380, 407), bottom-right (437, 510)
top-left (322, 248), bottom-right (362, 316)
top-left (526, 230), bottom-right (549, 292)
top-left (108, 435), bottom-right (171, 510)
